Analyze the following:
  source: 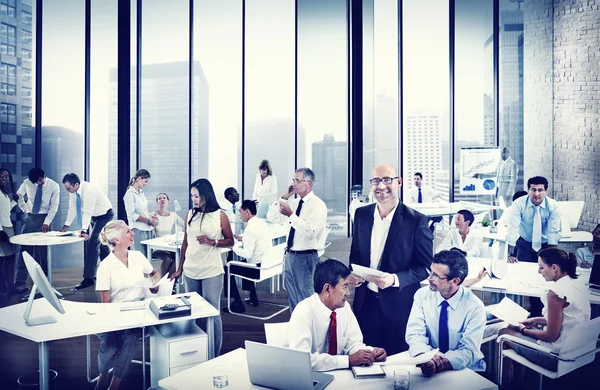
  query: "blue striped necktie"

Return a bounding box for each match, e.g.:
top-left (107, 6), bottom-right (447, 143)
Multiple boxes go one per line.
top-left (76, 192), bottom-right (83, 227)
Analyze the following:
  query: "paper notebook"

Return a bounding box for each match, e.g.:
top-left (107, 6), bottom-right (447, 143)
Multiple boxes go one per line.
top-left (351, 364), bottom-right (385, 379)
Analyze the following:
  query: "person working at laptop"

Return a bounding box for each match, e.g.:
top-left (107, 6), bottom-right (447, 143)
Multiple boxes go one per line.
top-left (288, 259), bottom-right (387, 371)
top-left (405, 249), bottom-right (487, 377)
top-left (575, 223), bottom-right (600, 268)
top-left (506, 176), bottom-right (561, 317)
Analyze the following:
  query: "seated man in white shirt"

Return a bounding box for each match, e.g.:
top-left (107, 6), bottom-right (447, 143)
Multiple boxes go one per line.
top-left (288, 259), bottom-right (387, 371)
top-left (223, 200), bottom-right (270, 314)
top-left (406, 249), bottom-right (486, 377)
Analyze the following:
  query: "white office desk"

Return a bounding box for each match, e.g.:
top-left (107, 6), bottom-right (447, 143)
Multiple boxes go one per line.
top-left (159, 348), bottom-right (498, 390)
top-left (481, 227), bottom-right (592, 244)
top-left (0, 292), bottom-right (218, 390)
top-left (10, 232), bottom-right (84, 296)
top-left (410, 201), bottom-right (498, 218)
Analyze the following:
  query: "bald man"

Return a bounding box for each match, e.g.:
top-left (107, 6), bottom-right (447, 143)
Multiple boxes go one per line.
top-left (348, 164), bottom-right (433, 354)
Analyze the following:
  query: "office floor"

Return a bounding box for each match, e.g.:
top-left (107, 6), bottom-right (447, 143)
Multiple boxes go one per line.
top-left (0, 238), bottom-right (598, 389)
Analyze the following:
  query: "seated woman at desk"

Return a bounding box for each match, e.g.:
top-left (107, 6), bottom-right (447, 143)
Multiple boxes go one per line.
top-left (95, 220), bottom-right (160, 390)
top-left (436, 209), bottom-right (484, 257)
top-left (152, 192), bottom-right (184, 276)
top-left (498, 247), bottom-right (590, 373)
top-left (575, 223), bottom-right (600, 268)
top-left (171, 178), bottom-right (234, 357)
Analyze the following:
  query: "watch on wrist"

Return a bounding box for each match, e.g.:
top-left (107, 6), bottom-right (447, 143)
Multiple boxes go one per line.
top-left (520, 326), bottom-right (526, 335)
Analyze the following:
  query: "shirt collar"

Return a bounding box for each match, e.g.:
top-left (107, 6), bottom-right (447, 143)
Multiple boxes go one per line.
top-left (76, 181), bottom-right (86, 195)
top-left (435, 285), bottom-right (465, 311)
top-left (313, 293), bottom-right (336, 318)
top-left (526, 196), bottom-right (547, 210)
top-left (300, 191), bottom-right (314, 203)
top-left (374, 203), bottom-right (397, 223)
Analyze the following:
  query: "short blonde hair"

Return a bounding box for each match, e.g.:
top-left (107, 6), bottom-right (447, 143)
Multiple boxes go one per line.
top-left (100, 220), bottom-right (127, 251)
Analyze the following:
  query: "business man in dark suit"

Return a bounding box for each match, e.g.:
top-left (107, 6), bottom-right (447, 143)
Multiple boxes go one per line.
top-left (348, 164), bottom-right (433, 354)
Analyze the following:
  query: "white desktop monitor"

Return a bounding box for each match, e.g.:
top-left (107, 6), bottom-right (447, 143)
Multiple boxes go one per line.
top-left (22, 252), bottom-right (65, 326)
top-left (557, 201), bottom-right (584, 230)
top-left (490, 240), bottom-right (508, 279)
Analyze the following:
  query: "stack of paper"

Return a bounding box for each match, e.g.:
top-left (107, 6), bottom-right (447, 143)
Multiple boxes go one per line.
top-left (489, 297), bottom-right (530, 326)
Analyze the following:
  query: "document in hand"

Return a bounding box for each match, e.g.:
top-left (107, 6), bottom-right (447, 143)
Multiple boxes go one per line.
top-left (141, 274), bottom-right (175, 298)
top-left (351, 264), bottom-right (386, 280)
top-left (489, 297), bottom-right (530, 326)
top-left (384, 349), bottom-right (440, 366)
top-left (351, 364), bottom-right (385, 379)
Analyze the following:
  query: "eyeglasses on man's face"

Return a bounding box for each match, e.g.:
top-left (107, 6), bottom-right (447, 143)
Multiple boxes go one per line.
top-left (369, 177), bottom-right (399, 186)
top-left (291, 178), bottom-right (311, 184)
top-left (528, 187), bottom-right (546, 193)
top-left (427, 271), bottom-right (448, 281)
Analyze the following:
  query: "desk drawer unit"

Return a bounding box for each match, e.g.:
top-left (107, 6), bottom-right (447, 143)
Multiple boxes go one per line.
top-left (151, 321), bottom-right (208, 388)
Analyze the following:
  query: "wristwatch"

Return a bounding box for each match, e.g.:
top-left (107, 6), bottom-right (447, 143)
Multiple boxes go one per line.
top-left (520, 326), bottom-right (526, 335)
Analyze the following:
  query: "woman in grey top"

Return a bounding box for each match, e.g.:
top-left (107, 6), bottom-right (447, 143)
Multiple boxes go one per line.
top-left (123, 169), bottom-right (157, 253)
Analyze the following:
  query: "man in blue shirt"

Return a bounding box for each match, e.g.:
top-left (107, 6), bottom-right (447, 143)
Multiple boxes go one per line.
top-left (405, 249), bottom-right (486, 376)
top-left (506, 176), bottom-right (561, 316)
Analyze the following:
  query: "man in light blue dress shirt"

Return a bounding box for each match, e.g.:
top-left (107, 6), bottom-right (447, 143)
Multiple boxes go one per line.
top-left (506, 176), bottom-right (560, 316)
top-left (405, 249), bottom-right (486, 376)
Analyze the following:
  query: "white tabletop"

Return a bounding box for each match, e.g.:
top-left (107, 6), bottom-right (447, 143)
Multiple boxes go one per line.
top-left (481, 227), bottom-right (592, 244)
top-left (159, 348), bottom-right (497, 390)
top-left (410, 201), bottom-right (498, 218)
top-left (0, 292), bottom-right (219, 343)
top-left (9, 232), bottom-right (84, 246)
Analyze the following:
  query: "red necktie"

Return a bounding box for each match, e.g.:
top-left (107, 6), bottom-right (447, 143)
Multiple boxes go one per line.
top-left (328, 312), bottom-right (337, 355)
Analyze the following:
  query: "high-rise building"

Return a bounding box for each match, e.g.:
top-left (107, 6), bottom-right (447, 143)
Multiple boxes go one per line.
top-left (404, 113), bottom-right (443, 198)
top-left (0, 0), bottom-right (34, 185)
top-left (108, 61), bottom-right (209, 210)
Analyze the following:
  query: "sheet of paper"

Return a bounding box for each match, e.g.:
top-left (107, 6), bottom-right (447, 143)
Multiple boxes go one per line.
top-left (351, 264), bottom-right (386, 280)
top-left (483, 277), bottom-right (511, 290)
top-left (384, 349), bottom-right (439, 366)
top-left (489, 297), bottom-right (530, 326)
top-left (45, 231), bottom-right (76, 237)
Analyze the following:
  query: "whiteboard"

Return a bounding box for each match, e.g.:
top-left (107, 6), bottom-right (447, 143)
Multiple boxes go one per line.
top-left (459, 147), bottom-right (501, 195)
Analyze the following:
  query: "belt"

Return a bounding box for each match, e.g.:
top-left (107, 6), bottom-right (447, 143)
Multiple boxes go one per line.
top-left (287, 249), bottom-right (317, 255)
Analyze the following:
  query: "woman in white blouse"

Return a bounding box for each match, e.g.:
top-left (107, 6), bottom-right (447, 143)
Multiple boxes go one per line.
top-left (0, 168), bottom-right (22, 297)
top-left (171, 178), bottom-right (234, 357)
top-left (436, 209), bottom-right (483, 257)
top-left (123, 169), bottom-right (157, 253)
top-left (252, 159), bottom-right (278, 204)
top-left (152, 193), bottom-right (184, 276)
top-left (95, 220), bottom-right (160, 390)
top-left (499, 247), bottom-right (591, 372)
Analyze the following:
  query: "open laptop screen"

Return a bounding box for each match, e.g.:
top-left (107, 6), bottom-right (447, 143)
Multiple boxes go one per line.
top-left (589, 255), bottom-right (600, 286)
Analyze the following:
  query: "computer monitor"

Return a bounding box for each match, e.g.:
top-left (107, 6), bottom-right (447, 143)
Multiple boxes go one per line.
top-left (22, 252), bottom-right (65, 326)
top-left (557, 201), bottom-right (584, 230)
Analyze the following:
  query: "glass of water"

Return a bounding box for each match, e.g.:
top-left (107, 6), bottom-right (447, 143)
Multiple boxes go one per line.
top-left (393, 369), bottom-right (410, 390)
top-left (212, 365), bottom-right (228, 388)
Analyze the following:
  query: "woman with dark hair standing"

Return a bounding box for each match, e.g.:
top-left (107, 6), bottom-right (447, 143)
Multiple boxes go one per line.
top-left (499, 247), bottom-right (591, 371)
top-left (0, 168), bottom-right (22, 296)
top-left (171, 178), bottom-right (234, 357)
top-left (252, 159), bottom-right (278, 204)
top-left (123, 169), bottom-right (156, 253)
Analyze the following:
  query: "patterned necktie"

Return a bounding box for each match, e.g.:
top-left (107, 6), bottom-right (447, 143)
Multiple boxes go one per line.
top-left (286, 199), bottom-right (304, 249)
top-left (32, 184), bottom-right (43, 214)
top-left (418, 188), bottom-right (423, 203)
top-left (232, 203), bottom-right (236, 216)
top-left (532, 205), bottom-right (542, 252)
top-left (439, 300), bottom-right (449, 353)
top-left (76, 192), bottom-right (83, 227)
top-left (328, 311), bottom-right (337, 355)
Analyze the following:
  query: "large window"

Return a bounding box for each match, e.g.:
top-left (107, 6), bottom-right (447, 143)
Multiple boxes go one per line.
top-left (402, 0), bottom-right (450, 202)
top-left (454, 0), bottom-right (495, 203)
top-left (298, 0), bottom-right (349, 238)
top-left (139, 0), bottom-right (190, 213)
top-left (243, 0), bottom-right (295, 204)
top-left (193, 0), bottom-right (242, 206)
top-left (41, 0), bottom-right (85, 263)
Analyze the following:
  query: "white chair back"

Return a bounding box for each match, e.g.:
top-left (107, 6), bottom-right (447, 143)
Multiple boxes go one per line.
top-left (259, 244), bottom-right (286, 280)
top-left (556, 316), bottom-right (600, 375)
top-left (264, 322), bottom-right (289, 347)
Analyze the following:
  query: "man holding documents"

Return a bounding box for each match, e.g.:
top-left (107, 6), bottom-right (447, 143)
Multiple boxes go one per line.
top-left (288, 259), bottom-right (387, 371)
top-left (349, 164), bottom-right (433, 354)
top-left (405, 250), bottom-right (486, 376)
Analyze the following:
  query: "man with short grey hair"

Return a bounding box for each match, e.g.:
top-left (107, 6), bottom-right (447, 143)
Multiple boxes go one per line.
top-left (268, 167), bottom-right (327, 312)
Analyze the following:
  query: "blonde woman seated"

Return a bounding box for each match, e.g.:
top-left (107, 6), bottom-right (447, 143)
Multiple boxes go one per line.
top-left (436, 209), bottom-right (484, 258)
top-left (152, 193), bottom-right (184, 276)
top-left (95, 220), bottom-right (160, 390)
top-left (498, 247), bottom-right (590, 374)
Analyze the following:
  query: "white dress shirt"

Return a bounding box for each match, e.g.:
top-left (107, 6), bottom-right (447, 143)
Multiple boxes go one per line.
top-left (0, 192), bottom-right (16, 230)
top-left (368, 204), bottom-right (397, 292)
top-left (153, 212), bottom-right (184, 237)
top-left (288, 293), bottom-right (373, 372)
top-left (95, 250), bottom-right (153, 303)
top-left (436, 228), bottom-right (484, 257)
top-left (252, 173), bottom-right (278, 204)
top-left (267, 191), bottom-right (327, 251)
top-left (232, 216), bottom-right (270, 264)
top-left (16, 178), bottom-right (60, 225)
top-left (407, 185), bottom-right (438, 204)
top-left (123, 187), bottom-right (153, 232)
top-left (64, 181), bottom-right (113, 230)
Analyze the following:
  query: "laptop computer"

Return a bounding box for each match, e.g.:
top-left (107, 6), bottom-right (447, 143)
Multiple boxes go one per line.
top-left (245, 341), bottom-right (334, 390)
top-left (587, 255), bottom-right (600, 294)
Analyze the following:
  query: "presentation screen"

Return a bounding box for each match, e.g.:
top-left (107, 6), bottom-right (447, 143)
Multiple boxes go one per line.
top-left (459, 147), bottom-right (501, 195)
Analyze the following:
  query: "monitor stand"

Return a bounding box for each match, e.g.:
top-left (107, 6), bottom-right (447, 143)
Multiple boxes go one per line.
top-left (23, 284), bottom-right (58, 326)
